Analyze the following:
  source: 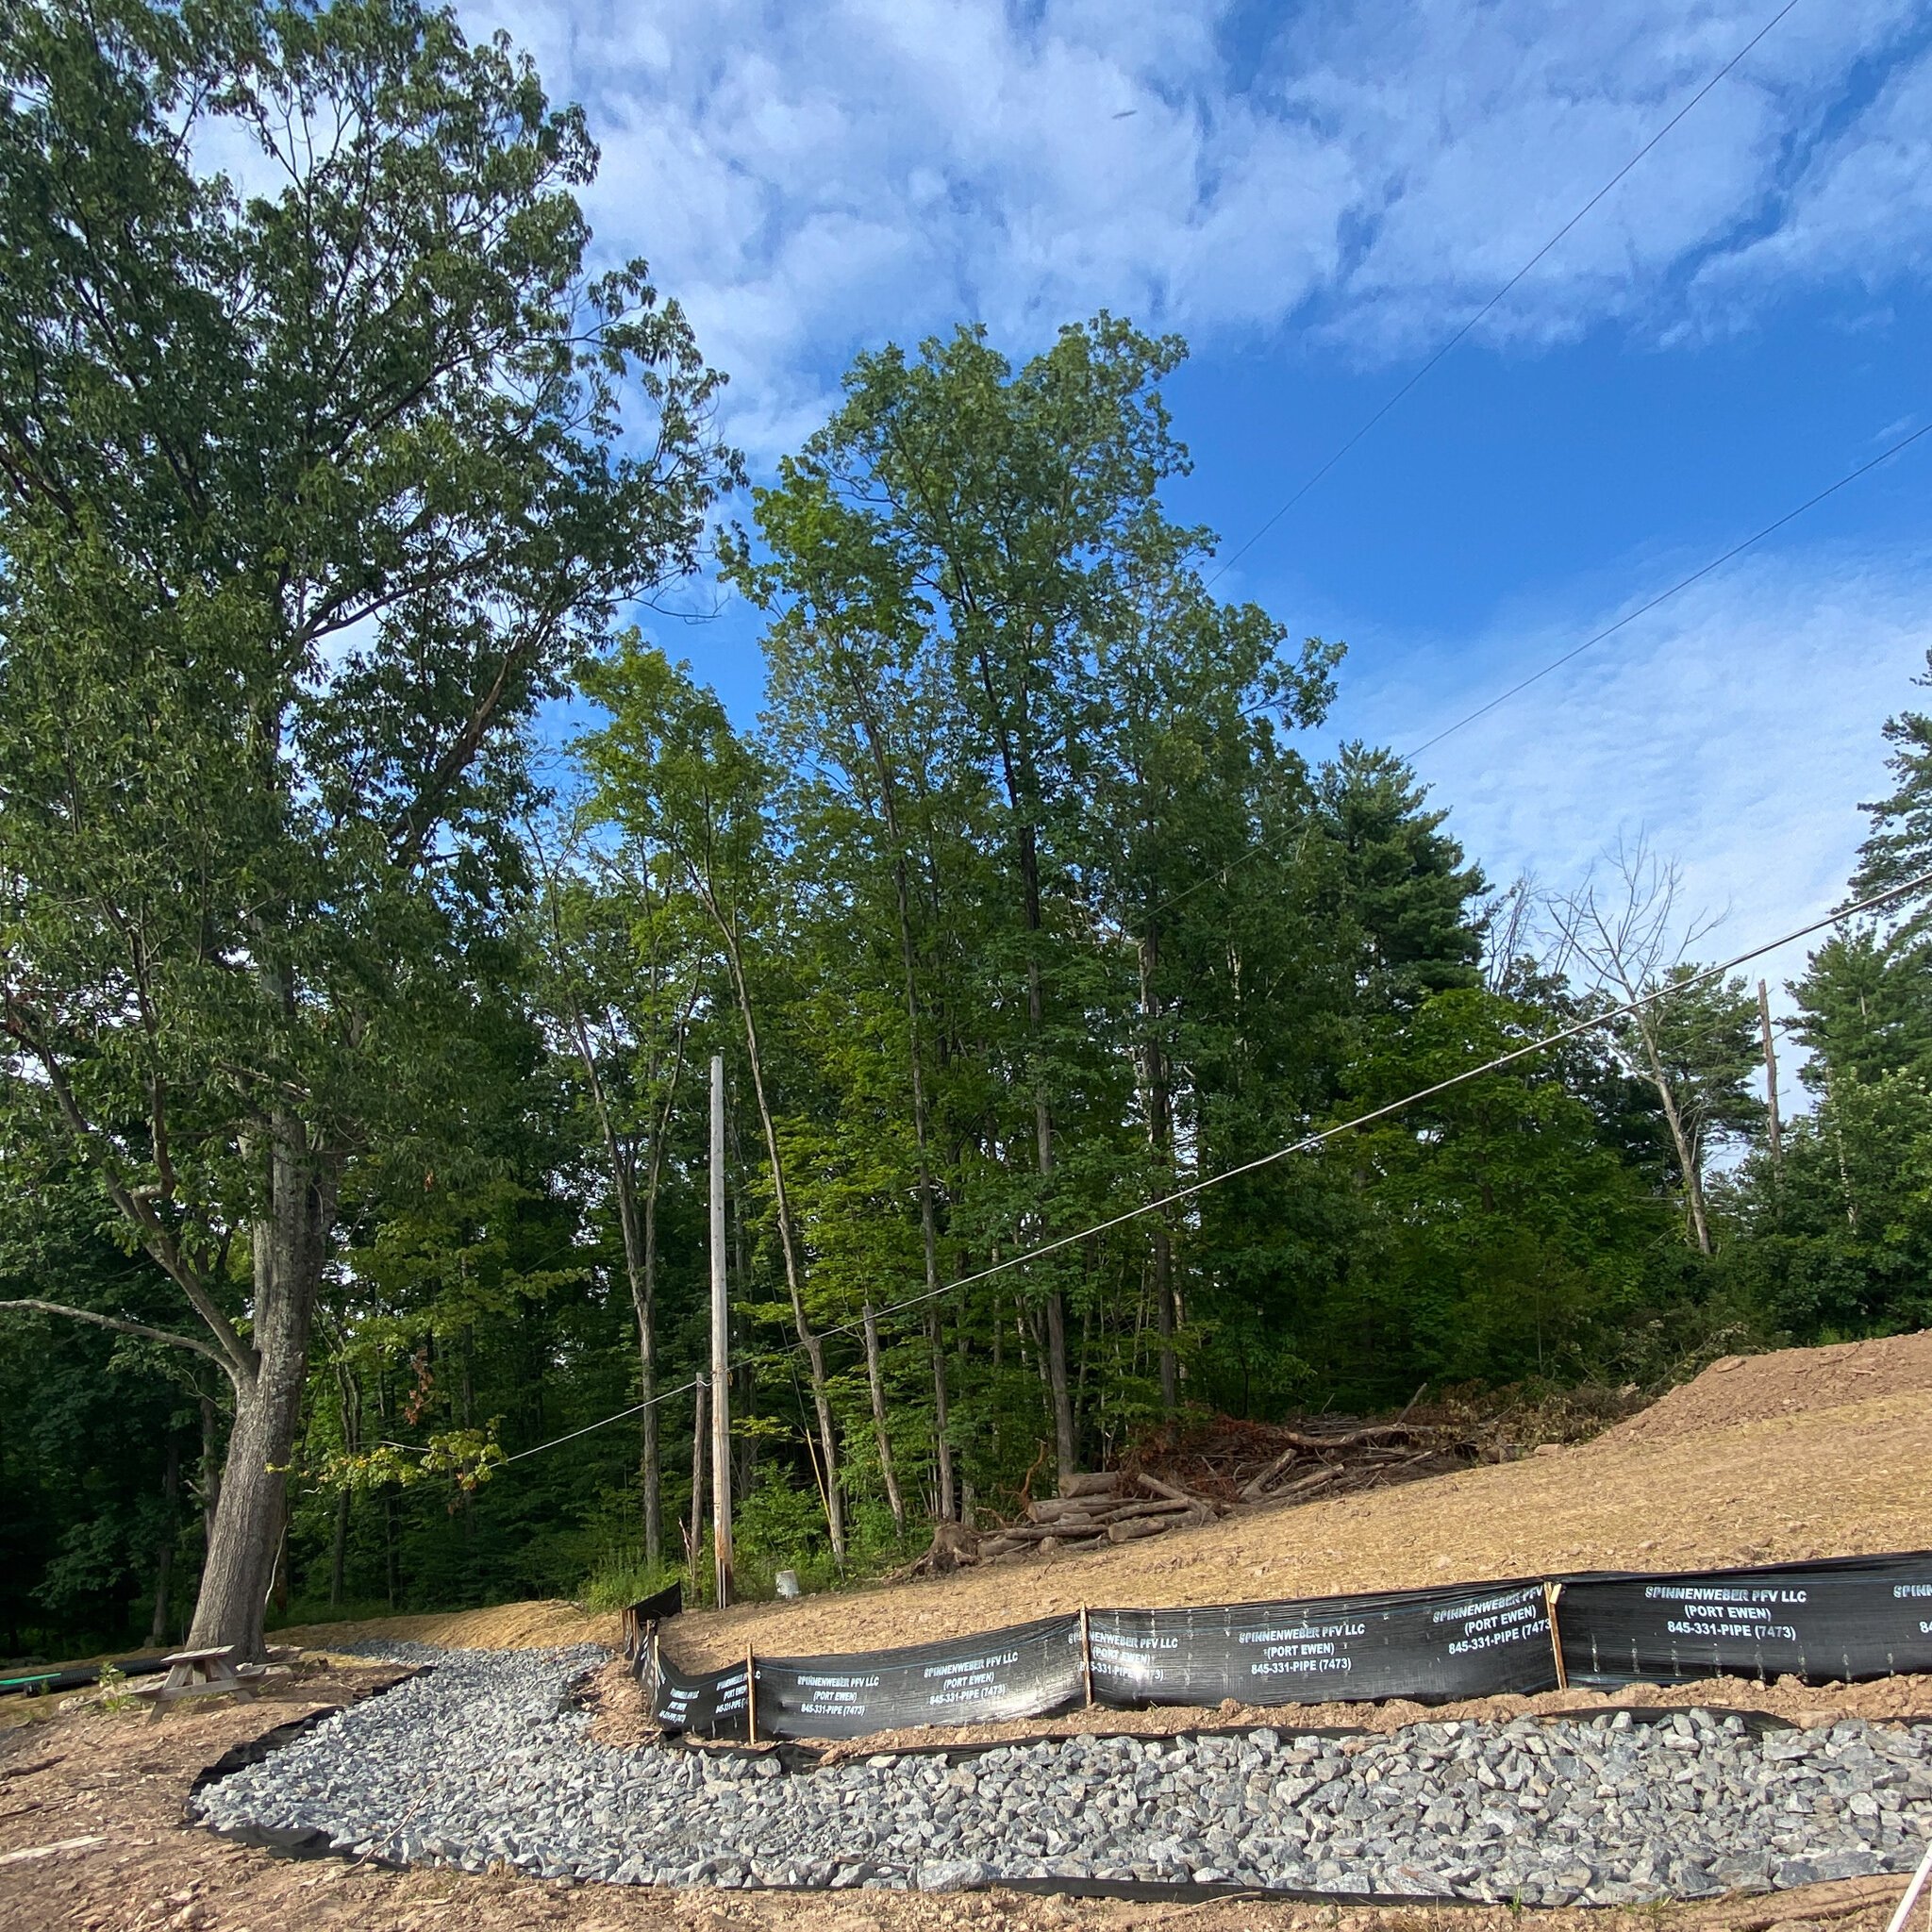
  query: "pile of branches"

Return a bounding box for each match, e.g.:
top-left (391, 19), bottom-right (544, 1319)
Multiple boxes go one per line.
top-left (1122, 1410), bottom-right (1482, 1511)
top-left (897, 1407), bottom-right (1499, 1573)
top-left (974, 1470), bottom-right (1220, 1559)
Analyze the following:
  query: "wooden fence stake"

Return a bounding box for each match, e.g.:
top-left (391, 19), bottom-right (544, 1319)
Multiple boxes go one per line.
top-left (745, 1646), bottom-right (758, 1744)
top-left (1543, 1582), bottom-right (1569, 1690)
top-left (1079, 1605), bottom-right (1093, 1707)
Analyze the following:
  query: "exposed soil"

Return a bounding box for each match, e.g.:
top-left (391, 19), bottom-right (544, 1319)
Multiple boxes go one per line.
top-left (12, 1328), bottom-right (1932, 1929)
top-left (661, 1389), bottom-right (1932, 1673)
top-left (1603, 1332), bottom-right (1932, 1447)
top-left (1, 1664), bottom-right (1923, 1932)
top-left (271, 1329), bottom-right (1932, 1679)
top-left (272, 1599), bottom-right (623, 1656)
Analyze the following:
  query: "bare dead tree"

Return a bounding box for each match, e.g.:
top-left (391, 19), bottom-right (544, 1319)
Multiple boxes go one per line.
top-left (1479, 873), bottom-right (1541, 995)
top-left (1543, 835), bottom-right (1726, 1255)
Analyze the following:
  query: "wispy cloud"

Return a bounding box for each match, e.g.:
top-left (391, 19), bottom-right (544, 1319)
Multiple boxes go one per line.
top-left (1365, 543), bottom-right (1932, 977)
top-left (457, 0), bottom-right (1931, 1028)
top-left (455, 0), bottom-right (1929, 448)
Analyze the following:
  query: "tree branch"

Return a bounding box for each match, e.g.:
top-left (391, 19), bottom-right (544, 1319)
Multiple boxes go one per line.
top-left (0, 1298), bottom-right (232, 1372)
top-left (7, 1024), bottom-right (257, 1387)
top-left (387, 605), bottom-right (565, 868)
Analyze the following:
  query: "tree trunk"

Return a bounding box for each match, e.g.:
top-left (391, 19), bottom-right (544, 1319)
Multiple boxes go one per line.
top-left (962, 644), bottom-right (1074, 1486)
top-left (640, 1191), bottom-right (663, 1570)
top-left (1757, 977), bottom-right (1783, 1202)
top-left (270, 1493), bottom-right (291, 1623)
top-left (862, 1302), bottom-right (906, 1537)
top-left (198, 1391), bottom-right (222, 1563)
top-left (186, 1132), bottom-right (335, 1658)
top-left (849, 689), bottom-right (950, 1529)
top-left (927, 1307), bottom-right (954, 1522)
top-left (1043, 1288), bottom-right (1075, 1480)
top-left (1635, 1020), bottom-right (1712, 1256)
top-left (327, 1354), bottom-right (358, 1610)
top-left (1014, 828), bottom-right (1076, 1483)
top-left (328, 1486), bottom-right (350, 1610)
top-left (686, 1374), bottom-right (708, 1587)
top-left (1139, 929), bottom-right (1178, 1409)
top-left (713, 923), bottom-right (847, 1565)
top-left (563, 991), bottom-right (687, 1574)
top-left (149, 1439), bottom-right (179, 1647)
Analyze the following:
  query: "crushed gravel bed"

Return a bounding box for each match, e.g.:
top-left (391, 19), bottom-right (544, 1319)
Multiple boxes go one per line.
top-left (188, 1642), bottom-right (1932, 1905)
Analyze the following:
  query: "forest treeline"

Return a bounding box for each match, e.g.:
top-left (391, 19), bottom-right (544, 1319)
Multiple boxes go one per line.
top-left (3, 0), bottom-right (1929, 1659)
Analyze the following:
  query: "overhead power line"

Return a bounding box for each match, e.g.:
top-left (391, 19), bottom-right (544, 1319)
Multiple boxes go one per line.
top-left (1206, 0), bottom-right (1805, 590)
top-left (1405, 417), bottom-right (1932, 759)
top-left (1157, 412), bottom-right (1932, 924)
top-left (497, 863), bottom-right (1932, 1466)
top-left (824, 865), bottom-right (1932, 1342)
top-left (497, 1389), bottom-right (692, 1465)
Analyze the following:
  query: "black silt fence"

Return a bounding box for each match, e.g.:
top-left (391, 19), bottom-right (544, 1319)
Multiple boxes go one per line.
top-left (635, 1549), bottom-right (1932, 1742)
top-left (648, 1647), bottom-right (752, 1741)
top-left (1557, 1552), bottom-right (1932, 1689)
top-left (752, 1615), bottom-right (1089, 1740)
top-left (1088, 1580), bottom-right (1557, 1709)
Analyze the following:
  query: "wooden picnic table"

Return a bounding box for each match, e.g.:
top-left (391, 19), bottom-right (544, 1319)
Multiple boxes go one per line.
top-left (130, 1644), bottom-right (262, 1720)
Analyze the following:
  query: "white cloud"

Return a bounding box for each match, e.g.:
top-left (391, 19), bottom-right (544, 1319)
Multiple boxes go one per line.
top-left (1356, 544), bottom-right (1932, 1001)
top-left (1690, 42), bottom-right (1932, 323)
top-left (441, 1), bottom-right (1932, 1061)
top-left (449, 0), bottom-right (1929, 448)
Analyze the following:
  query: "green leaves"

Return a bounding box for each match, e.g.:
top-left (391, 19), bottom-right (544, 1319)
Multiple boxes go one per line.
top-left (0, 0), bottom-right (739, 1281)
top-left (314, 1424), bottom-right (507, 1498)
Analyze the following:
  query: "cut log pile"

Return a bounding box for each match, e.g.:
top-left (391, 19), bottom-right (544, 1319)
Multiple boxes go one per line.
top-left (963, 1412), bottom-right (1484, 1565)
top-left (885, 1410), bottom-right (1491, 1574)
top-left (974, 1468), bottom-right (1220, 1560)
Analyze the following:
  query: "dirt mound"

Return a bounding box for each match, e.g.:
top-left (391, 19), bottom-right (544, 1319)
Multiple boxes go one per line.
top-left (272, 1596), bottom-right (617, 1655)
top-left (1604, 1329), bottom-right (1932, 1447)
top-left (260, 1333), bottom-right (1932, 1677)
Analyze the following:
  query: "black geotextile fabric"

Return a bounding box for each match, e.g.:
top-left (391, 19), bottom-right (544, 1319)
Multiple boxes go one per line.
top-left (651, 1646), bottom-right (754, 1740)
top-left (1557, 1551), bottom-right (1932, 1688)
top-left (184, 1672), bottom-right (432, 1866)
top-left (756, 1614), bottom-right (1089, 1740)
top-left (643, 1551), bottom-right (1932, 1741)
top-left (628, 1581), bottom-right (684, 1626)
top-left (1088, 1580), bottom-right (1557, 1708)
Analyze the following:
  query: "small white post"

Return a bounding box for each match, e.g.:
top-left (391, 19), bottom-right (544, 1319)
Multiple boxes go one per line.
top-left (1885, 1840), bottom-right (1932, 1932)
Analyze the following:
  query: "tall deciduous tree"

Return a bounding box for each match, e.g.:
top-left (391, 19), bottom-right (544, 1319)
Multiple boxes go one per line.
top-left (0, 0), bottom-right (735, 1652)
top-left (527, 829), bottom-right (702, 1569)
top-left (579, 642), bottom-right (850, 1566)
top-left (730, 315), bottom-right (1223, 1481)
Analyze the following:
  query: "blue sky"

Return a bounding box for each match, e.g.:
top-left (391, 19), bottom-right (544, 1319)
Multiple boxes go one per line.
top-left (465, 0), bottom-right (1932, 1049)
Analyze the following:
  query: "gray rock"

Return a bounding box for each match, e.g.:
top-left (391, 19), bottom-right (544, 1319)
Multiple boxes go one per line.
top-left (185, 1644), bottom-right (1932, 1907)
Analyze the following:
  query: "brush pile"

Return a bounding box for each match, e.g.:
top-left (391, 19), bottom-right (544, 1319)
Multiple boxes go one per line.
top-left (1129, 1411), bottom-right (1483, 1511)
top-left (962, 1412), bottom-right (1486, 1563)
top-left (974, 1470), bottom-right (1219, 1559)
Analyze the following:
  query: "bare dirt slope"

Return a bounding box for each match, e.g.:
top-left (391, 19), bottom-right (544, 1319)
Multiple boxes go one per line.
top-left (1603, 1331), bottom-right (1932, 1447)
top-left (273, 1598), bottom-right (622, 1656)
top-left (664, 1338), bottom-right (1932, 1670)
top-left (261, 1328), bottom-right (1932, 1673)
top-left (11, 1331), bottom-right (1932, 1932)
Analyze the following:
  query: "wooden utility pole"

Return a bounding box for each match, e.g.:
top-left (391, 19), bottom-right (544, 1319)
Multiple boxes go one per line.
top-left (708, 1055), bottom-right (733, 1607)
top-left (1757, 980), bottom-right (1783, 1175)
